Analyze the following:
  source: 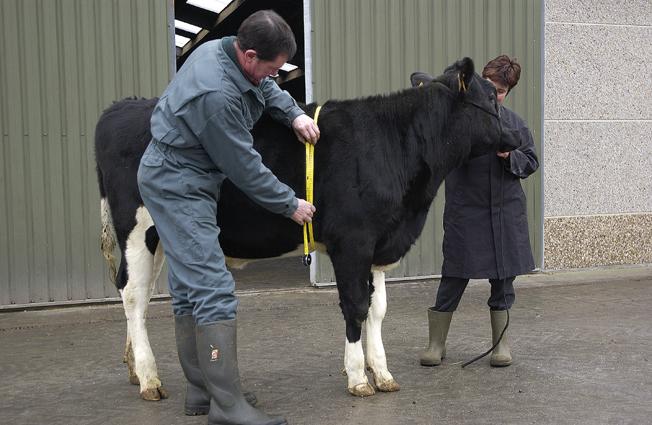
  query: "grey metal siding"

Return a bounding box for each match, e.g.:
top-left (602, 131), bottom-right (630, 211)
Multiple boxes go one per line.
top-left (310, 0), bottom-right (543, 283)
top-left (0, 0), bottom-right (170, 308)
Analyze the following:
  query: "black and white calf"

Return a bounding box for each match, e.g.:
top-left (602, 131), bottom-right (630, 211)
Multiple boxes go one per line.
top-left (94, 58), bottom-right (516, 400)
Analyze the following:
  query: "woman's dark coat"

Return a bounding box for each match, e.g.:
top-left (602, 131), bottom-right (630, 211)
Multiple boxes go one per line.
top-left (441, 106), bottom-right (539, 279)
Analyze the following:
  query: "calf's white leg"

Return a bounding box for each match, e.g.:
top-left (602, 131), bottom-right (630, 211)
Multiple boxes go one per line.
top-left (344, 339), bottom-right (375, 397)
top-left (365, 270), bottom-right (400, 392)
top-left (120, 206), bottom-right (167, 400)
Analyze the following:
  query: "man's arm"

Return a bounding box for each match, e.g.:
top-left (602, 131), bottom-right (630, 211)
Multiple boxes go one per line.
top-left (195, 93), bottom-right (299, 217)
top-left (260, 79), bottom-right (320, 144)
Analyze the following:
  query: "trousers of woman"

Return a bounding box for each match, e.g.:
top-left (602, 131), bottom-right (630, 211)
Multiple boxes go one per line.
top-left (434, 276), bottom-right (515, 312)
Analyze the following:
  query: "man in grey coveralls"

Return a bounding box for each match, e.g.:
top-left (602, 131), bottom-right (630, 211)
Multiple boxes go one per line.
top-left (137, 10), bottom-right (319, 425)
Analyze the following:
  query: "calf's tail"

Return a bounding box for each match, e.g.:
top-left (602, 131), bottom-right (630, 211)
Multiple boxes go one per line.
top-left (100, 197), bottom-right (118, 284)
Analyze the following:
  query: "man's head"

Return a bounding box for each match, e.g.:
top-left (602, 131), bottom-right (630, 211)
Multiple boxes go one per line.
top-left (236, 10), bottom-right (296, 85)
top-left (482, 55), bottom-right (521, 104)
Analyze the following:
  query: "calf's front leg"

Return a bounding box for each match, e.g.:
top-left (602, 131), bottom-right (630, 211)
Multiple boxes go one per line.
top-left (344, 334), bottom-right (375, 397)
top-left (365, 270), bottom-right (400, 392)
top-left (330, 238), bottom-right (377, 396)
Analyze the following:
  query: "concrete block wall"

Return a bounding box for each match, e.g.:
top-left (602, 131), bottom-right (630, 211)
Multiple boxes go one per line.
top-left (543, 0), bottom-right (652, 269)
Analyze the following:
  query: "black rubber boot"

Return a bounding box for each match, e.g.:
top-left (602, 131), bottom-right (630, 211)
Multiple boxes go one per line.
top-left (175, 315), bottom-right (257, 416)
top-left (196, 319), bottom-right (287, 425)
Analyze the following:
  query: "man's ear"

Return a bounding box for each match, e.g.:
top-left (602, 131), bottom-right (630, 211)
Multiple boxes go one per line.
top-left (244, 49), bottom-right (257, 62)
top-left (410, 72), bottom-right (435, 87)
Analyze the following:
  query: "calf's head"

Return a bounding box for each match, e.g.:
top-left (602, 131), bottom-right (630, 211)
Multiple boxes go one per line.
top-left (411, 58), bottom-right (519, 158)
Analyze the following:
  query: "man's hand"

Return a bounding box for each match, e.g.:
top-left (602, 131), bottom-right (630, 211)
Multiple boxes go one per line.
top-left (291, 198), bottom-right (316, 225)
top-left (497, 151), bottom-right (510, 159)
top-left (292, 114), bottom-right (320, 145)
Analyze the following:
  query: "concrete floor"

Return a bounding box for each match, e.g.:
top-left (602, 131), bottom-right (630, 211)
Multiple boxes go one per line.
top-left (1, 261), bottom-right (651, 425)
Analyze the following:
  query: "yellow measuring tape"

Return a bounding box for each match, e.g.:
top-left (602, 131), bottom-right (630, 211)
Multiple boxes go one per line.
top-left (302, 105), bottom-right (321, 266)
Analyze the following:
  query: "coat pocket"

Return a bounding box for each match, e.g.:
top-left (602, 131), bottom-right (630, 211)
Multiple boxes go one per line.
top-left (141, 144), bottom-right (165, 167)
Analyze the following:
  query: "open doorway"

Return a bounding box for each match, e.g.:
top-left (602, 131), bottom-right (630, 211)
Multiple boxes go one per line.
top-left (174, 0), bottom-right (306, 101)
top-left (172, 0), bottom-right (311, 291)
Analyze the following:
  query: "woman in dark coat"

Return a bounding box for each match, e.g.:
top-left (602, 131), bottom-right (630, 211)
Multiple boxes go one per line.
top-left (420, 55), bottom-right (539, 367)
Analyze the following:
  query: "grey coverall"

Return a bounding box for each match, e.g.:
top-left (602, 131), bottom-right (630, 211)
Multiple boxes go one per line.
top-left (137, 37), bottom-right (305, 324)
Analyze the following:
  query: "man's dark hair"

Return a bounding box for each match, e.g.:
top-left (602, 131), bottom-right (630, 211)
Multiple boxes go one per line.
top-left (482, 55), bottom-right (521, 92)
top-left (237, 10), bottom-right (297, 61)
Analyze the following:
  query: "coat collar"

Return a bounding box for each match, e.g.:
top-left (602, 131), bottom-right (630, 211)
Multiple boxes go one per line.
top-left (218, 36), bottom-right (266, 103)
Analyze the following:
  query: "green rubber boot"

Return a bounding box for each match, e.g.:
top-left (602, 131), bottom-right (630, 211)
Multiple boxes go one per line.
top-left (175, 315), bottom-right (256, 416)
top-left (419, 309), bottom-right (453, 366)
top-left (490, 310), bottom-right (513, 367)
top-left (196, 319), bottom-right (286, 425)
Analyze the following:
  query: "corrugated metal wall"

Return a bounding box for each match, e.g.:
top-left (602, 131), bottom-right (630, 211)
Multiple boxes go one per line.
top-left (310, 0), bottom-right (543, 283)
top-left (0, 0), bottom-right (170, 308)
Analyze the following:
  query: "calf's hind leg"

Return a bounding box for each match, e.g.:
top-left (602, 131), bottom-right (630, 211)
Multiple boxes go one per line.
top-left (120, 207), bottom-right (168, 400)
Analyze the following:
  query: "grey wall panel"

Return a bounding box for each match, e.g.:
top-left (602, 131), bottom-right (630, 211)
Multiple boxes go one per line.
top-left (310, 0), bottom-right (543, 283)
top-left (545, 121), bottom-right (652, 216)
top-left (544, 1), bottom-right (652, 216)
top-left (0, 0), bottom-right (170, 308)
top-left (545, 0), bottom-right (651, 26)
top-left (542, 0), bottom-right (651, 269)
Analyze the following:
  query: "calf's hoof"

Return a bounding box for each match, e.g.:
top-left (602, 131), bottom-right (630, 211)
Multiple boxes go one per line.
top-left (348, 383), bottom-right (375, 397)
top-left (140, 386), bottom-right (169, 401)
top-left (375, 378), bottom-right (400, 392)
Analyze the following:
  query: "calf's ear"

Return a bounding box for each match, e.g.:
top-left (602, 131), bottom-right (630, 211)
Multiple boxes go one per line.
top-left (410, 72), bottom-right (435, 87)
top-left (455, 57), bottom-right (475, 93)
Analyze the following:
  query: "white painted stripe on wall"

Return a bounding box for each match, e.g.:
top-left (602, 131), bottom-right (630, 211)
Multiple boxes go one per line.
top-left (303, 0), bottom-right (313, 104)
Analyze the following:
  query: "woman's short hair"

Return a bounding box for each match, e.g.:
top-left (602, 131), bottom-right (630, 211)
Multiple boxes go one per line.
top-left (237, 10), bottom-right (297, 61)
top-left (482, 55), bottom-right (521, 92)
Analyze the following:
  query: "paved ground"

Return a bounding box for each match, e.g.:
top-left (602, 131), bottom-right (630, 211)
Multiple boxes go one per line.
top-left (1, 261), bottom-right (651, 425)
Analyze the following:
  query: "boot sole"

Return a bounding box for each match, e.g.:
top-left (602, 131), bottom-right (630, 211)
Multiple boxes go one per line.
top-left (185, 404), bottom-right (209, 416)
top-left (184, 392), bottom-right (257, 415)
top-left (420, 351), bottom-right (445, 366)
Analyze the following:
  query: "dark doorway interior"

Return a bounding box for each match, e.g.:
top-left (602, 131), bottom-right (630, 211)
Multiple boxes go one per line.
top-left (173, 0), bottom-right (311, 290)
top-left (174, 0), bottom-right (306, 101)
